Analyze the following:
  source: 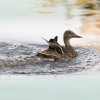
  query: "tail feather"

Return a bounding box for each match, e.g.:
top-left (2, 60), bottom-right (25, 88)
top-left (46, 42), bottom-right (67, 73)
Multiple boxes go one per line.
top-left (42, 37), bottom-right (64, 54)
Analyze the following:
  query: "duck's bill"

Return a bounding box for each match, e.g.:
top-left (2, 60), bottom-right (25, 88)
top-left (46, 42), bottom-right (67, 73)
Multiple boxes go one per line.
top-left (74, 35), bottom-right (82, 38)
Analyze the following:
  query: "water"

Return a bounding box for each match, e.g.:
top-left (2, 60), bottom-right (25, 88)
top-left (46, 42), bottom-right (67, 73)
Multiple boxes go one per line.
top-left (0, 75), bottom-right (100, 100)
top-left (0, 0), bottom-right (100, 100)
top-left (0, 0), bottom-right (100, 74)
top-left (0, 42), bottom-right (100, 74)
top-left (0, 0), bottom-right (100, 44)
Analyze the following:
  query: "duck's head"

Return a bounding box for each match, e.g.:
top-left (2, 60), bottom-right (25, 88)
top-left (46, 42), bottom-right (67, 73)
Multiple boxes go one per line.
top-left (64, 30), bottom-right (82, 40)
top-left (49, 36), bottom-right (58, 43)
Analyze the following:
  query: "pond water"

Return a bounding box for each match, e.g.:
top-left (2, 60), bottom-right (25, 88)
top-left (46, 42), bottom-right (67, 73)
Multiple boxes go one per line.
top-left (0, 74), bottom-right (100, 100)
top-left (0, 0), bottom-right (100, 100)
top-left (0, 0), bottom-right (100, 74)
top-left (0, 0), bottom-right (100, 45)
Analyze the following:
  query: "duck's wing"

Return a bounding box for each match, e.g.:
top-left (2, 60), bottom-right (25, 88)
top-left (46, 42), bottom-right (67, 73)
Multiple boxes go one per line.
top-left (37, 50), bottom-right (62, 61)
top-left (42, 37), bottom-right (64, 54)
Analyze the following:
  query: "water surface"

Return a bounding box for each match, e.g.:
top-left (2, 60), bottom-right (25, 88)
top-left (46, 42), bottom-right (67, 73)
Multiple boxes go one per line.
top-left (0, 1), bottom-right (100, 100)
top-left (0, 75), bottom-right (100, 100)
top-left (0, 0), bottom-right (100, 45)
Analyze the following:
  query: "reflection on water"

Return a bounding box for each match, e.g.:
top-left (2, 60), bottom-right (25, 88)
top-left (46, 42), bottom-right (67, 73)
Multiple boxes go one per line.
top-left (78, 0), bottom-right (100, 36)
top-left (0, 0), bottom-right (100, 46)
top-left (32, 0), bottom-right (100, 46)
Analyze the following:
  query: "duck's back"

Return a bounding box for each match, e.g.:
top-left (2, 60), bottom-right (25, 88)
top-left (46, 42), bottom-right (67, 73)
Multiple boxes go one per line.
top-left (37, 49), bottom-right (63, 61)
top-left (63, 46), bottom-right (77, 57)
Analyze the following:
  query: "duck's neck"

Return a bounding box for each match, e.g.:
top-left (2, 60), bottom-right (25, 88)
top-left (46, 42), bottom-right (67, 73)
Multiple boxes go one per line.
top-left (63, 37), bottom-right (77, 56)
top-left (64, 38), bottom-right (72, 48)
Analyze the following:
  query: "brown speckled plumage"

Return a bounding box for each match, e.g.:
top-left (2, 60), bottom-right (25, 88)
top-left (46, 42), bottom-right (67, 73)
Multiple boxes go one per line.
top-left (37, 30), bottom-right (82, 61)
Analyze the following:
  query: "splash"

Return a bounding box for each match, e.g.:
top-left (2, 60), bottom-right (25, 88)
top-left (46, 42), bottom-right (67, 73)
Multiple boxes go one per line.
top-left (0, 42), bottom-right (100, 75)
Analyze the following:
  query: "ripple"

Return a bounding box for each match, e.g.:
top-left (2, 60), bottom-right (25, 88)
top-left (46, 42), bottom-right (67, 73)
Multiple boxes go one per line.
top-left (0, 42), bottom-right (100, 75)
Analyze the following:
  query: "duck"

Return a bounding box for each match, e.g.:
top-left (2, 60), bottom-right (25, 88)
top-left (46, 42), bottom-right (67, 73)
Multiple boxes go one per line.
top-left (36, 30), bottom-right (82, 61)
